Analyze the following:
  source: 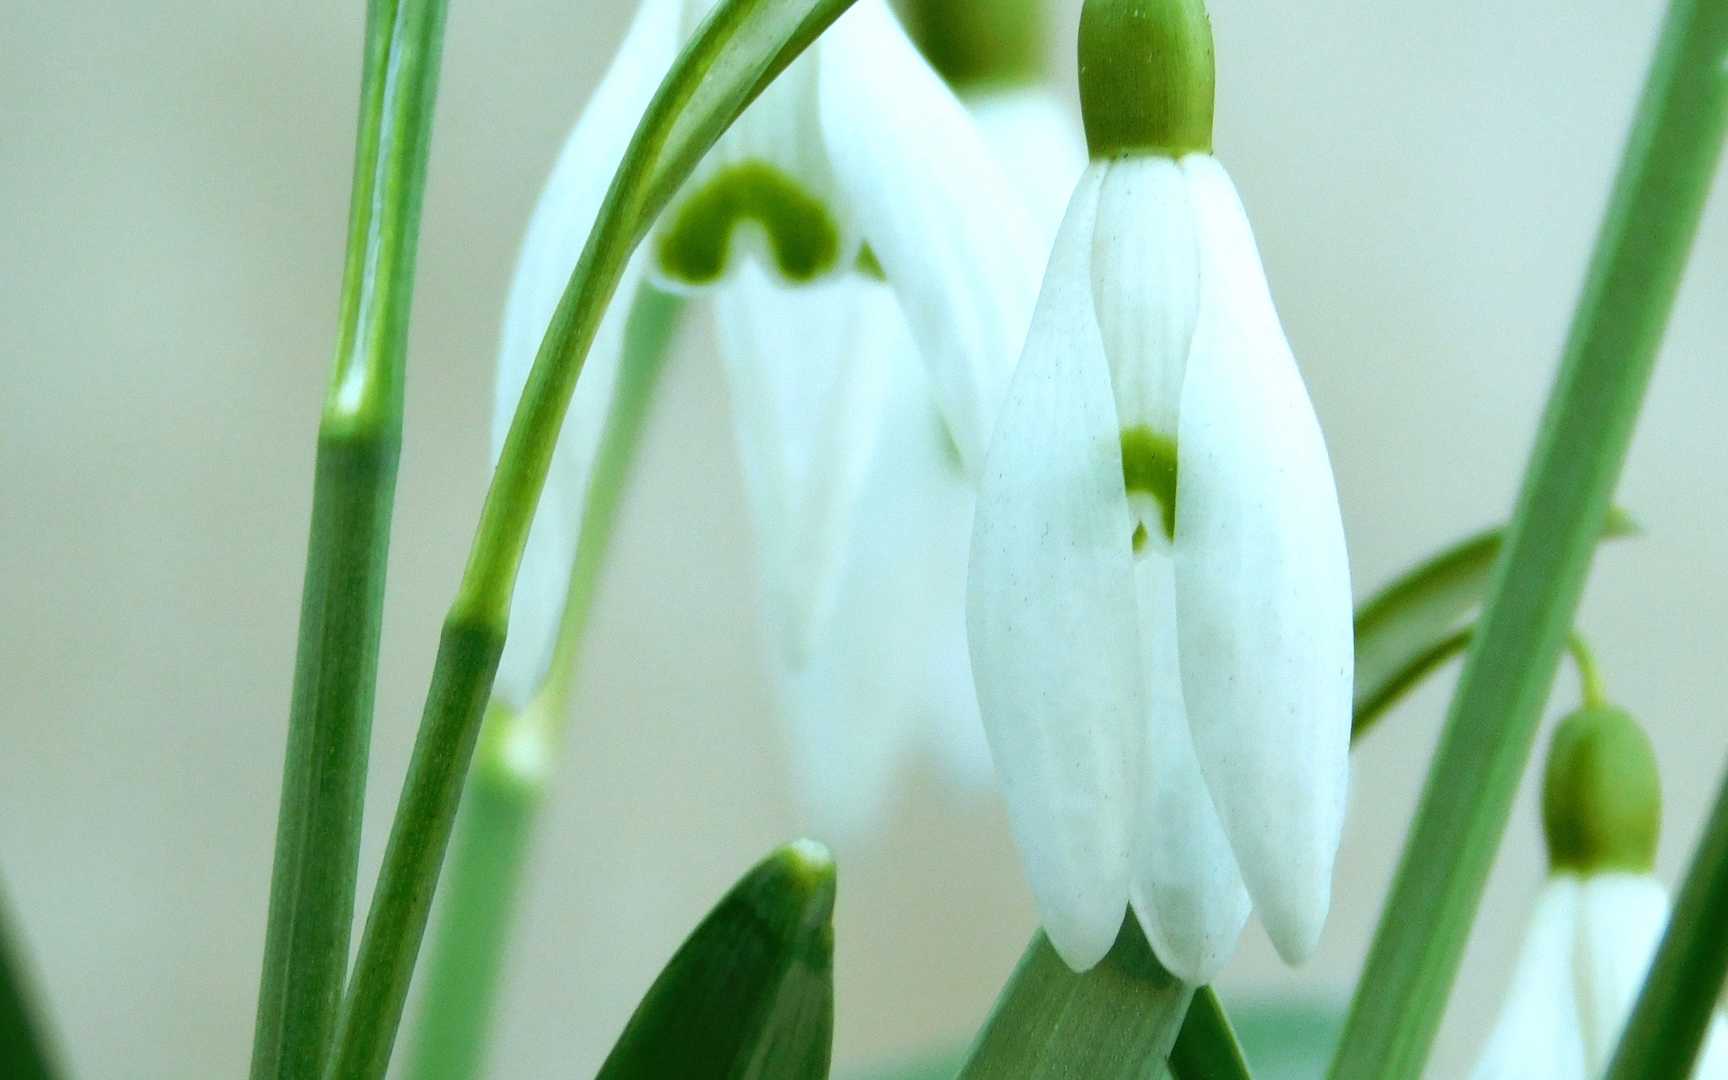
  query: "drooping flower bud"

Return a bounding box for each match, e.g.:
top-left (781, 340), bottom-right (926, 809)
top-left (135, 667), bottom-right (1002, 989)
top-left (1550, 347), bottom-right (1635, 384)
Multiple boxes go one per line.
top-left (1079, 0), bottom-right (1215, 159)
top-left (1542, 705), bottom-right (1662, 875)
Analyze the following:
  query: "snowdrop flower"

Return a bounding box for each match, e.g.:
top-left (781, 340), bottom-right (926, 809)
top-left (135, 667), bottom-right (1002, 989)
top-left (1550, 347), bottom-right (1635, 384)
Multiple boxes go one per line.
top-left (1476, 706), bottom-right (1728, 1079)
top-left (491, 1), bottom-right (1038, 795)
top-left (766, 0), bottom-right (1087, 836)
top-left (967, 0), bottom-right (1352, 979)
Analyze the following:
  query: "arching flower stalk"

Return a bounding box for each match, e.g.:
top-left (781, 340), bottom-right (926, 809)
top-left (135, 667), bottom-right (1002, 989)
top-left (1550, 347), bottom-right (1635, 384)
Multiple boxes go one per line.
top-left (967, 0), bottom-right (1352, 980)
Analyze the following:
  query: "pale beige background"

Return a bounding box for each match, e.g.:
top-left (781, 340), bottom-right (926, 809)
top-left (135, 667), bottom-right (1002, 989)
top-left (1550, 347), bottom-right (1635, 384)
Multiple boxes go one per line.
top-left (2, 1), bottom-right (1725, 1077)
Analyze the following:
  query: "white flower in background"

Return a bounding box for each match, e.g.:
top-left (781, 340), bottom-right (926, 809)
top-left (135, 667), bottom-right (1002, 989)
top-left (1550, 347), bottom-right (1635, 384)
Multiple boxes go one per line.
top-left (967, 0), bottom-right (1352, 979)
top-left (491, 0), bottom-right (1040, 818)
top-left (1476, 706), bottom-right (1728, 1079)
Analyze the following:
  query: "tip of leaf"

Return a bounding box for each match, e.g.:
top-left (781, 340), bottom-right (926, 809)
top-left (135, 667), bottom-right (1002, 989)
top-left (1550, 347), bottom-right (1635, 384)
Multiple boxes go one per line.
top-left (1603, 506), bottom-right (1642, 537)
top-left (757, 840), bottom-right (837, 937)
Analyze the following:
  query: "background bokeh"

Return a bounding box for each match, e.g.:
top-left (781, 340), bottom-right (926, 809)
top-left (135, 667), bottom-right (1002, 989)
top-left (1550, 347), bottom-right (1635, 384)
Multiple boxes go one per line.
top-left (3, 1), bottom-right (1725, 1076)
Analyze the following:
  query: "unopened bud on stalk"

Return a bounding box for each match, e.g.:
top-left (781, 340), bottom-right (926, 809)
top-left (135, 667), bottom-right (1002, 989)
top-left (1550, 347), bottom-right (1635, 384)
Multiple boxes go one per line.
top-left (1542, 705), bottom-right (1662, 875)
top-left (1079, 0), bottom-right (1216, 158)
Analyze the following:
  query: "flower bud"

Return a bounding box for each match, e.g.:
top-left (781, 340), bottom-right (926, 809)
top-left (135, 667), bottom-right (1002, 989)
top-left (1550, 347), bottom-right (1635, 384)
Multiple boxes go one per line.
top-left (1079, 0), bottom-right (1215, 159)
top-left (1542, 706), bottom-right (1662, 875)
top-left (897, 0), bottom-right (1045, 90)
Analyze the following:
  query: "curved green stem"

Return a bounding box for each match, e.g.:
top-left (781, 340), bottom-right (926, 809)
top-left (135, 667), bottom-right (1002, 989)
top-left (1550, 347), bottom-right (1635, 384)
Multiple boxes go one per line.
top-left (325, 4), bottom-right (861, 1076)
top-left (403, 288), bottom-right (683, 1080)
top-left (250, 3), bottom-right (448, 1078)
top-left (1330, 0), bottom-right (1728, 1074)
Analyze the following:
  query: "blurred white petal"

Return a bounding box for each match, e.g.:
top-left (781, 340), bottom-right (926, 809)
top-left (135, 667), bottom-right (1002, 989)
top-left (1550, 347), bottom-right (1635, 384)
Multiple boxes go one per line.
top-left (1091, 157), bottom-right (1199, 447)
top-left (1173, 155), bottom-right (1352, 963)
top-left (1574, 873), bottom-right (1670, 1073)
top-left (491, 0), bottom-right (681, 707)
top-left (818, 0), bottom-right (1040, 476)
top-left (1473, 878), bottom-right (1587, 1080)
top-left (776, 317), bottom-right (985, 836)
top-left (963, 87), bottom-right (1087, 260)
top-left (967, 168), bottom-right (1136, 971)
top-left (1696, 1014), bottom-right (1728, 1079)
top-left (1127, 555), bottom-right (1251, 984)
top-left (713, 264), bottom-right (889, 662)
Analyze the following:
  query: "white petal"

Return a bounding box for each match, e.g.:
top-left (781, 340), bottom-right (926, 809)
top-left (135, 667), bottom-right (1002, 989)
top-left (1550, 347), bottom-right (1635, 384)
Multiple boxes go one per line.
top-left (1172, 155), bottom-right (1353, 963)
top-left (966, 166), bottom-right (1137, 971)
top-left (962, 87), bottom-right (1088, 260)
top-left (491, 0), bottom-right (682, 707)
top-left (712, 264), bottom-right (889, 662)
top-left (1092, 157), bottom-right (1201, 445)
top-left (817, 0), bottom-right (1041, 476)
top-left (1127, 553), bottom-right (1252, 984)
top-left (776, 318), bottom-right (986, 836)
top-left (1574, 873), bottom-right (1671, 1074)
top-left (1473, 878), bottom-right (1588, 1080)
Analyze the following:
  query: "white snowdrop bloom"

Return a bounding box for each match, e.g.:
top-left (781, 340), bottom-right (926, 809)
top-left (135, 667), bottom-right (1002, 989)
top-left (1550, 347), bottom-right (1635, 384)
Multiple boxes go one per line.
top-left (1476, 707), bottom-right (1728, 1078)
top-left (966, 0), bottom-right (1352, 979)
top-left (754, 70), bottom-right (1085, 836)
top-left (491, 1), bottom-right (1034, 755)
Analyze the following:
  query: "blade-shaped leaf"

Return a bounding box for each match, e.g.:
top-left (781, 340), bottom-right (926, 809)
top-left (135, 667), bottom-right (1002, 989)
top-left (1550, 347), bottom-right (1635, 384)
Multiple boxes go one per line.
top-left (596, 841), bottom-right (837, 1080)
top-left (957, 921), bottom-right (1192, 1079)
top-left (1, 888), bottom-right (60, 1080)
top-left (1169, 988), bottom-right (1251, 1080)
top-left (1351, 509), bottom-right (1636, 738)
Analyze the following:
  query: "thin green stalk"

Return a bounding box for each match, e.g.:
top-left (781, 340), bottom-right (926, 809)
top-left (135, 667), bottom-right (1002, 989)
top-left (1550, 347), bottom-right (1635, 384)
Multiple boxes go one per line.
top-left (1605, 760), bottom-right (1728, 1079)
top-left (1, 887), bottom-right (59, 1080)
top-left (403, 288), bottom-right (683, 1080)
top-left (251, 3), bottom-right (448, 1078)
top-left (1330, 2), bottom-right (1728, 1075)
top-left (324, 4), bottom-right (861, 1076)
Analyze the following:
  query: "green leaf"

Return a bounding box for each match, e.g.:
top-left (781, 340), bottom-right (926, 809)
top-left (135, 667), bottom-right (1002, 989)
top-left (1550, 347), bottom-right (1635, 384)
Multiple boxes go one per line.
top-left (1330, 0), bottom-right (1728, 1073)
top-left (957, 921), bottom-right (1192, 1079)
top-left (327, 3), bottom-right (861, 1076)
top-left (1, 888), bottom-right (60, 1080)
top-left (250, 2), bottom-right (449, 1078)
top-left (1169, 987), bottom-right (1251, 1080)
top-left (596, 842), bottom-right (837, 1080)
top-left (1606, 764), bottom-right (1728, 1079)
top-left (1351, 509), bottom-right (1636, 741)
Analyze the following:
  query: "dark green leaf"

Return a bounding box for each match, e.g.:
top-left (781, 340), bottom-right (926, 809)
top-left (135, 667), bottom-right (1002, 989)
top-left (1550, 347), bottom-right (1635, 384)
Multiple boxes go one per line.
top-left (597, 842), bottom-right (837, 1080)
top-left (1, 888), bottom-right (60, 1080)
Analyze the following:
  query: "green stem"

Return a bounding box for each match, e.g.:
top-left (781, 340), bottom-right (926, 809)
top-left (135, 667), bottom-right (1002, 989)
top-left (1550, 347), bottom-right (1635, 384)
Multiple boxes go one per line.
top-left (1330, 2), bottom-right (1728, 1075)
top-left (251, 3), bottom-right (448, 1078)
top-left (324, 3), bottom-right (861, 1075)
top-left (1567, 633), bottom-right (1610, 710)
top-left (1605, 760), bottom-right (1728, 1079)
top-left (403, 288), bottom-right (683, 1080)
top-left (322, 619), bottom-right (505, 1080)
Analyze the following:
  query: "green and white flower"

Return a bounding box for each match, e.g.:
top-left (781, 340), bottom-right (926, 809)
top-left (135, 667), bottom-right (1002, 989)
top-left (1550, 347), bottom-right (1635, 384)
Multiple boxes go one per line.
top-left (966, 0), bottom-right (1352, 979)
top-left (492, 0), bottom-right (1041, 824)
top-left (1475, 707), bottom-right (1728, 1079)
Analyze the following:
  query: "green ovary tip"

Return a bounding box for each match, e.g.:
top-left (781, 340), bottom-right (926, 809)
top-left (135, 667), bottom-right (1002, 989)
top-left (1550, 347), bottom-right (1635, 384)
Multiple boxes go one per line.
top-left (1542, 705), bottom-right (1662, 875)
top-left (656, 161), bottom-right (842, 285)
top-left (1121, 426), bottom-right (1179, 543)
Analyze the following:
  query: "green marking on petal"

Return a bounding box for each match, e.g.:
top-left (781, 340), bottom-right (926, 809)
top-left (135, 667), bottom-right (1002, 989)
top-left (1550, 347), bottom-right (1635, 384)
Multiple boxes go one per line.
top-left (1121, 425), bottom-right (1179, 541)
top-left (1542, 705), bottom-right (1662, 875)
top-left (656, 161), bottom-right (842, 285)
top-left (855, 243), bottom-right (886, 281)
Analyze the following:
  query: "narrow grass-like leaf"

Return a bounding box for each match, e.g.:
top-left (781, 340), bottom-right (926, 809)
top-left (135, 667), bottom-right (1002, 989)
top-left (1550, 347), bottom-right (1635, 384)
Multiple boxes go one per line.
top-left (1330, 1), bottom-right (1728, 1074)
top-left (1351, 509), bottom-right (1635, 739)
top-left (1, 888), bottom-right (59, 1080)
top-left (1170, 987), bottom-right (1251, 1080)
top-left (327, 4), bottom-right (860, 1076)
top-left (958, 921), bottom-right (1192, 1079)
top-left (596, 841), bottom-right (837, 1080)
top-left (1605, 762), bottom-right (1728, 1079)
top-left (250, 3), bottom-right (448, 1078)
top-left (403, 288), bottom-right (684, 1080)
